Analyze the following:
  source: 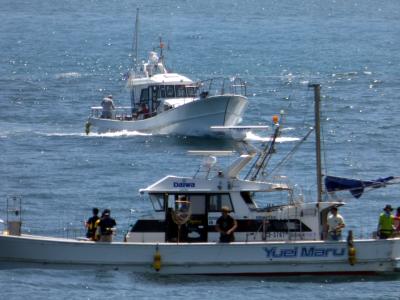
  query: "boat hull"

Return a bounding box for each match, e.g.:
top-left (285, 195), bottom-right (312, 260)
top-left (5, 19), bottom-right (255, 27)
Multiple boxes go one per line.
top-left (88, 95), bottom-right (248, 136)
top-left (1, 234), bottom-right (399, 275)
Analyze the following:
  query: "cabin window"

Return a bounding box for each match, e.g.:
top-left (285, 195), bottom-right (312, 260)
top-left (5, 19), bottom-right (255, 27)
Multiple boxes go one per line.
top-left (188, 195), bottom-right (206, 214)
top-left (140, 88), bottom-right (149, 101)
top-left (240, 191), bottom-right (257, 209)
top-left (166, 85), bottom-right (175, 98)
top-left (149, 193), bottom-right (165, 211)
top-left (151, 86), bottom-right (159, 101)
top-left (186, 86), bottom-right (197, 97)
top-left (167, 194), bottom-right (189, 209)
top-left (175, 85), bottom-right (186, 98)
top-left (250, 191), bottom-right (290, 208)
top-left (208, 194), bottom-right (233, 212)
top-left (158, 85), bottom-right (166, 98)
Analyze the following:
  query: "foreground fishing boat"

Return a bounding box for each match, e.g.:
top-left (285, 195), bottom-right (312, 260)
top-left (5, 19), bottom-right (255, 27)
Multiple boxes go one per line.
top-left (85, 10), bottom-right (248, 136)
top-left (1, 85), bottom-right (399, 275)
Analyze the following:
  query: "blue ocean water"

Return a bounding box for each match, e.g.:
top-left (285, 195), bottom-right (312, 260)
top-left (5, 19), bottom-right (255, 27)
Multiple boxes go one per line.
top-left (1, 0), bottom-right (400, 298)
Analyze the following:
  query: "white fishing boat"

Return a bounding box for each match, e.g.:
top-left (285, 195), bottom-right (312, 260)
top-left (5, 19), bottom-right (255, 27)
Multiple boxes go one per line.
top-left (1, 85), bottom-right (399, 275)
top-left (85, 10), bottom-right (248, 136)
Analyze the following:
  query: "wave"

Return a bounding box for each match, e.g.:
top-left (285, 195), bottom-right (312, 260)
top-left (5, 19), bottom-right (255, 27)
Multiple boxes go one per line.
top-left (55, 72), bottom-right (82, 79)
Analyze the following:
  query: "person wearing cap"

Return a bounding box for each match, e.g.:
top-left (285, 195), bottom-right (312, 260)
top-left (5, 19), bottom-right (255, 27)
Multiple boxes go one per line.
top-left (85, 207), bottom-right (100, 240)
top-left (96, 209), bottom-right (117, 242)
top-left (326, 206), bottom-right (345, 241)
top-left (378, 205), bottom-right (395, 239)
top-left (101, 95), bottom-right (115, 119)
top-left (215, 206), bottom-right (237, 243)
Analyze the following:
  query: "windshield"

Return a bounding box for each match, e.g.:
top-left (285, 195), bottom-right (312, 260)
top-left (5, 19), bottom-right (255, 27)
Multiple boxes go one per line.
top-left (149, 194), bottom-right (164, 211)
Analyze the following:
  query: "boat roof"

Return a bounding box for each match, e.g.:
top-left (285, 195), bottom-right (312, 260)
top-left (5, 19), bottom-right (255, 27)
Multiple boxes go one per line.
top-left (128, 73), bottom-right (193, 87)
top-left (139, 175), bottom-right (291, 193)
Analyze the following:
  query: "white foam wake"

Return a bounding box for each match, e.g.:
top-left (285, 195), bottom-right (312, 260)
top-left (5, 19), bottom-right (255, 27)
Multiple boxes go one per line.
top-left (43, 130), bottom-right (152, 137)
top-left (88, 130), bottom-right (152, 137)
top-left (245, 131), bottom-right (300, 143)
top-left (55, 72), bottom-right (82, 79)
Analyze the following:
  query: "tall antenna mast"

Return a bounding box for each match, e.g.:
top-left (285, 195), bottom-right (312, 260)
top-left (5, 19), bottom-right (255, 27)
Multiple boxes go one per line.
top-left (309, 83), bottom-right (323, 203)
top-left (132, 8), bottom-right (140, 73)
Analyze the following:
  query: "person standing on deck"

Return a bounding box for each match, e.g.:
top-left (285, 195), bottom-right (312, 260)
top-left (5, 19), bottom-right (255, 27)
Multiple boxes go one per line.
top-left (215, 206), bottom-right (237, 243)
top-left (96, 209), bottom-right (117, 242)
top-left (378, 204), bottom-right (395, 239)
top-left (85, 207), bottom-right (100, 240)
top-left (101, 95), bottom-right (115, 119)
top-left (395, 207), bottom-right (400, 237)
top-left (327, 206), bottom-right (346, 241)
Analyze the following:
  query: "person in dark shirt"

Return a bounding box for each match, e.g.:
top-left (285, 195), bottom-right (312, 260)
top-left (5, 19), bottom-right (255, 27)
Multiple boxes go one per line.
top-left (216, 206), bottom-right (238, 243)
top-left (85, 207), bottom-right (99, 240)
top-left (97, 209), bottom-right (117, 242)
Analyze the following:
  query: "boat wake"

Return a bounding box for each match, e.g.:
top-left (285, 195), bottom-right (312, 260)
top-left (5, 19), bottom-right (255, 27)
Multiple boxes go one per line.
top-left (43, 130), bottom-right (152, 138)
top-left (245, 131), bottom-right (299, 143)
top-left (88, 130), bottom-right (153, 137)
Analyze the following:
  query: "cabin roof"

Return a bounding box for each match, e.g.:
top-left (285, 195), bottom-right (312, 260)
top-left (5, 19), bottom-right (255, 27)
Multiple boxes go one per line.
top-left (139, 175), bottom-right (291, 194)
top-left (128, 73), bottom-right (193, 86)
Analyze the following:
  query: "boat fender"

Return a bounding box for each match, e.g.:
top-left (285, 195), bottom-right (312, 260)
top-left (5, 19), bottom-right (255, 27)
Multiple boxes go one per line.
top-left (347, 230), bottom-right (356, 265)
top-left (348, 246), bottom-right (356, 266)
top-left (85, 121), bottom-right (91, 135)
top-left (153, 246), bottom-right (162, 272)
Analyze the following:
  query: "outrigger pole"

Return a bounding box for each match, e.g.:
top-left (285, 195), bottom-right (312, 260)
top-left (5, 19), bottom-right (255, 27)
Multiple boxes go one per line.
top-left (309, 83), bottom-right (323, 203)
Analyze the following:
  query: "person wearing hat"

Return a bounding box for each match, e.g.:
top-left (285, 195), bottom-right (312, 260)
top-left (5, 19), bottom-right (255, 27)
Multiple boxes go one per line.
top-left (85, 207), bottom-right (100, 240)
top-left (101, 94), bottom-right (115, 119)
top-left (378, 205), bottom-right (395, 239)
top-left (215, 206), bottom-right (237, 243)
top-left (326, 206), bottom-right (345, 241)
top-left (96, 209), bottom-right (117, 242)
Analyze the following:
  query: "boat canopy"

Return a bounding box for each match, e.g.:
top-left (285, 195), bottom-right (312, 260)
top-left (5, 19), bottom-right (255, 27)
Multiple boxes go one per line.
top-left (325, 175), bottom-right (396, 198)
top-left (127, 73), bottom-right (193, 87)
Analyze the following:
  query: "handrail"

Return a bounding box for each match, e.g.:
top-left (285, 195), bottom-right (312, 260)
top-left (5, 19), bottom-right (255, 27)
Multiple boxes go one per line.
top-left (196, 77), bottom-right (247, 97)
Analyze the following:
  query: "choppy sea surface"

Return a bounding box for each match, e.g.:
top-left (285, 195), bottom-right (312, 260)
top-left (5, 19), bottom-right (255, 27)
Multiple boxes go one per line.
top-left (1, 0), bottom-right (400, 299)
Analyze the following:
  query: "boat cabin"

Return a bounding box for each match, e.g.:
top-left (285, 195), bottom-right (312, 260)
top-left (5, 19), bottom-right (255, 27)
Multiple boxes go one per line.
top-left (126, 153), bottom-right (341, 244)
top-left (128, 51), bottom-right (197, 119)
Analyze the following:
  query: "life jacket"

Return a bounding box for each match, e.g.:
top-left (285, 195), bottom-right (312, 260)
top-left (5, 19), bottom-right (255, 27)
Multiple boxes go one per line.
top-left (86, 216), bottom-right (99, 238)
top-left (379, 213), bottom-right (394, 232)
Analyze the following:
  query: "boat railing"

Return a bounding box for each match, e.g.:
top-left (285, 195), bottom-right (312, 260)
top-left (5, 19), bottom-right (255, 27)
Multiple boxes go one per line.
top-left (61, 226), bottom-right (86, 239)
top-left (90, 106), bottom-right (142, 121)
top-left (196, 77), bottom-right (247, 97)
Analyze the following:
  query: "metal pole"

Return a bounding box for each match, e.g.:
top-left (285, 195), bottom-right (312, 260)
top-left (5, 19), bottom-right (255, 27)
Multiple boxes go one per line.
top-left (133, 8), bottom-right (139, 72)
top-left (309, 83), bottom-right (323, 203)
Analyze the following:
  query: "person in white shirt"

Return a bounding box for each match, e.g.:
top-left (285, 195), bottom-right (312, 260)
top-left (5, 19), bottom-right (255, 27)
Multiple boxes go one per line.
top-left (327, 206), bottom-right (345, 241)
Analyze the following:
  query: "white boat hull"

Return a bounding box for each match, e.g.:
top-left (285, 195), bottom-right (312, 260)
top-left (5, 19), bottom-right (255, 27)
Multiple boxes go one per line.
top-left (1, 234), bottom-right (399, 275)
top-left (88, 95), bottom-right (248, 136)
